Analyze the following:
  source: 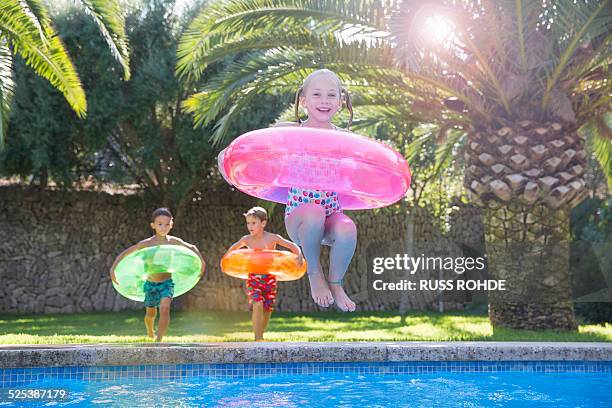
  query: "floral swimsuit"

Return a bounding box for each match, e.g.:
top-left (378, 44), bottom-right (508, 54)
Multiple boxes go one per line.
top-left (285, 187), bottom-right (341, 218)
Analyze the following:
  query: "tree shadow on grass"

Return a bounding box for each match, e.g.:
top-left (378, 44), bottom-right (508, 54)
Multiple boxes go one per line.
top-left (0, 310), bottom-right (252, 338)
top-left (486, 326), bottom-right (611, 342)
top-left (0, 310), bottom-right (609, 342)
top-left (0, 310), bottom-right (483, 340)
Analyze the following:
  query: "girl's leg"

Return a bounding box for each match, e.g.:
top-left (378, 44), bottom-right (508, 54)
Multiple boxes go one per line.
top-left (285, 204), bottom-right (334, 307)
top-left (252, 302), bottom-right (264, 341)
top-left (144, 307), bottom-right (157, 338)
top-left (155, 297), bottom-right (172, 342)
top-left (323, 212), bottom-right (357, 311)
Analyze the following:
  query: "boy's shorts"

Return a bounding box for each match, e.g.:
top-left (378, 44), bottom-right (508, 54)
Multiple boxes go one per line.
top-left (143, 279), bottom-right (174, 308)
top-left (246, 274), bottom-right (277, 312)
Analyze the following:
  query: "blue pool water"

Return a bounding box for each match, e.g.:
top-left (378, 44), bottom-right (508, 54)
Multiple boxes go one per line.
top-left (1, 362), bottom-right (610, 407)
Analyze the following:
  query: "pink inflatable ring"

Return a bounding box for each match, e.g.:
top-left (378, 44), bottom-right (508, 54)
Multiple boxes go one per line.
top-left (218, 127), bottom-right (411, 210)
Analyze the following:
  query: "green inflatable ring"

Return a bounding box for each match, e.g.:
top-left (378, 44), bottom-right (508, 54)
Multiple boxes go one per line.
top-left (112, 244), bottom-right (202, 302)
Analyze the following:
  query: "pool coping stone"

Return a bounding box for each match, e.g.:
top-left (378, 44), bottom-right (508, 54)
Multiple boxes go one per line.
top-left (0, 342), bottom-right (610, 368)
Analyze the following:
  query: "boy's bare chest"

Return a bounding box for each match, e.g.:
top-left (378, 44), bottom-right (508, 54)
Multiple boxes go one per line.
top-left (246, 235), bottom-right (276, 250)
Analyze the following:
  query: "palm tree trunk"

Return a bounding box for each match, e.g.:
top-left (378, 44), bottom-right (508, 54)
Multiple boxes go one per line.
top-left (484, 202), bottom-right (577, 330)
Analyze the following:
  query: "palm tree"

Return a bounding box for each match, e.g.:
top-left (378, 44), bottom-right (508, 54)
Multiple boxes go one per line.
top-left (389, 0), bottom-right (610, 330)
top-left (0, 0), bottom-right (130, 144)
top-left (176, 0), bottom-right (425, 141)
top-left (176, 0), bottom-right (611, 330)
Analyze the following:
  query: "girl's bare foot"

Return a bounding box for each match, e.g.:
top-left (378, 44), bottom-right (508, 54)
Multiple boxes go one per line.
top-left (328, 282), bottom-right (356, 311)
top-left (308, 271), bottom-right (334, 307)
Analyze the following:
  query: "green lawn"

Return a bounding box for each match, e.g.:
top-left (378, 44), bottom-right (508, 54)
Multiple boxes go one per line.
top-left (0, 310), bottom-right (610, 344)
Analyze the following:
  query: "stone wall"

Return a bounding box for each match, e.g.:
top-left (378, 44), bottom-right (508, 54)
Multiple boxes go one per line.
top-left (0, 186), bottom-right (485, 314)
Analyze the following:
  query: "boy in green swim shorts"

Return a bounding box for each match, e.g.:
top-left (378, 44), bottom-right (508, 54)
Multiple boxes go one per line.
top-left (110, 208), bottom-right (205, 342)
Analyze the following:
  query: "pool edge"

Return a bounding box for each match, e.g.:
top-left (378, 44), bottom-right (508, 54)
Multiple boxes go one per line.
top-left (0, 342), bottom-right (610, 368)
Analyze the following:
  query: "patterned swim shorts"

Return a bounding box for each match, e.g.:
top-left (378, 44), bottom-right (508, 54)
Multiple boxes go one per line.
top-left (143, 279), bottom-right (174, 308)
top-left (285, 187), bottom-right (341, 218)
top-left (246, 274), bottom-right (277, 312)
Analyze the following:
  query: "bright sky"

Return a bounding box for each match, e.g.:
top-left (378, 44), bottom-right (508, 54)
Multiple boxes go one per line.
top-left (47, 0), bottom-right (196, 16)
top-left (174, 0), bottom-right (193, 14)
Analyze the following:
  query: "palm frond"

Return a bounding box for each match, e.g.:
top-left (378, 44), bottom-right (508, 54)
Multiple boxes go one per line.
top-left (0, 0), bottom-right (50, 48)
top-left (541, 0), bottom-right (611, 111)
top-left (513, 0), bottom-right (528, 72)
top-left (1, 1), bottom-right (86, 117)
top-left (183, 25), bottom-right (488, 140)
top-left (389, 1), bottom-right (513, 118)
top-left (211, 90), bottom-right (266, 145)
top-left (403, 123), bottom-right (466, 182)
top-left (565, 31), bottom-right (611, 84)
top-left (433, 127), bottom-right (466, 176)
top-left (177, 0), bottom-right (389, 80)
top-left (185, 39), bottom-right (397, 124)
top-left (15, 0), bottom-right (50, 44)
top-left (581, 112), bottom-right (612, 190)
top-left (0, 41), bottom-right (14, 146)
top-left (179, 27), bottom-right (348, 80)
top-left (404, 126), bottom-right (434, 166)
top-left (454, 24), bottom-right (511, 114)
top-left (78, 0), bottom-right (130, 80)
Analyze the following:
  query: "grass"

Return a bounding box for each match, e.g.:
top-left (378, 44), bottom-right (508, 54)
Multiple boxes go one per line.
top-left (0, 310), bottom-right (610, 344)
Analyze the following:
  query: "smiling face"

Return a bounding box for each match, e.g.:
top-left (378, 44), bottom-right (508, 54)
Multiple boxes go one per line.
top-left (150, 215), bottom-right (173, 237)
top-left (300, 72), bottom-right (342, 126)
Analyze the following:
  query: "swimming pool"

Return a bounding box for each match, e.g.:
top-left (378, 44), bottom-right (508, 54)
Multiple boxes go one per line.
top-left (1, 361), bottom-right (611, 407)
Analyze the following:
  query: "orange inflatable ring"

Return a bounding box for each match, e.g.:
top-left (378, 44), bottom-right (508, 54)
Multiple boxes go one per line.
top-left (220, 249), bottom-right (307, 281)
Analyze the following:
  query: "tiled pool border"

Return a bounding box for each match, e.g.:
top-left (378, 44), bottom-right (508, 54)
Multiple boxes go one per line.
top-left (0, 342), bottom-right (610, 369)
top-left (1, 360), bottom-right (611, 387)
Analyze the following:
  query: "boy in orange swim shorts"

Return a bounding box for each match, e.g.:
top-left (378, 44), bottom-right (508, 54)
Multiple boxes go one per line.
top-left (224, 207), bottom-right (303, 341)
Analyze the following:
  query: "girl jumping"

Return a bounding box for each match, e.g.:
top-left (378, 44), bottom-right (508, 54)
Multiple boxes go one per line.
top-left (276, 69), bottom-right (357, 312)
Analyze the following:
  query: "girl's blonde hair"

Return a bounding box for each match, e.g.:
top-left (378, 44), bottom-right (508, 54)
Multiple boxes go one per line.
top-left (294, 69), bottom-right (353, 130)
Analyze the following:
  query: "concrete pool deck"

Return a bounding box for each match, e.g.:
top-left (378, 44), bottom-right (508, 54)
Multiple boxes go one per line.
top-left (0, 342), bottom-right (610, 368)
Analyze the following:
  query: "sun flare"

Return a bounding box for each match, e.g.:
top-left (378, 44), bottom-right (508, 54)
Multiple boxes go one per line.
top-left (423, 15), bottom-right (454, 44)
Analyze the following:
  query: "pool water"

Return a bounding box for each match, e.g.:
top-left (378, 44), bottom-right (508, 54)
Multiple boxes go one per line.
top-left (2, 369), bottom-right (611, 407)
